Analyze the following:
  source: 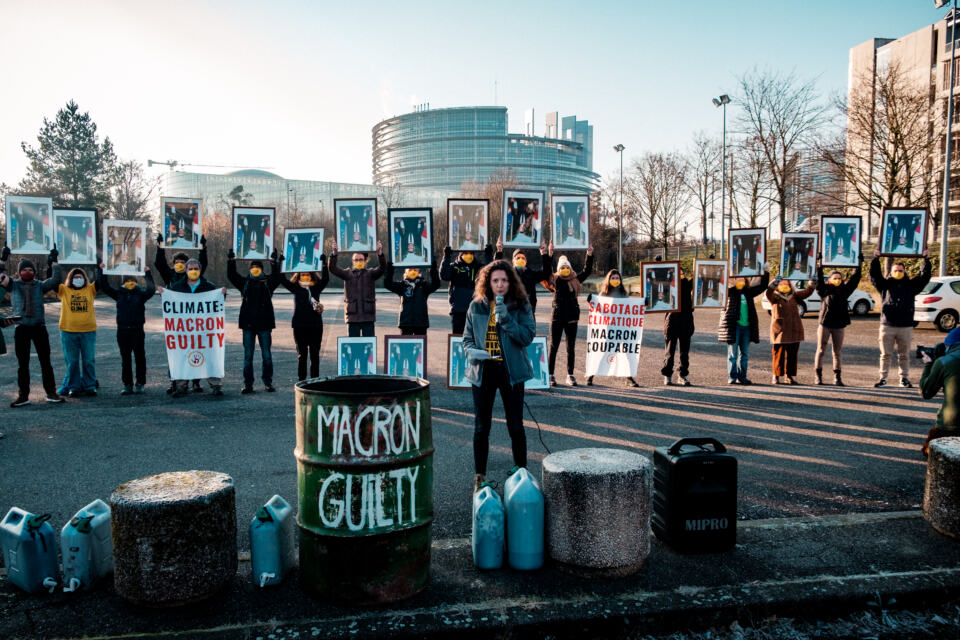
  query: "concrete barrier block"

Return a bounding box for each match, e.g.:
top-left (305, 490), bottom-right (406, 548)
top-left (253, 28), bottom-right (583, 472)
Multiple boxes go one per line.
top-left (924, 437), bottom-right (960, 539)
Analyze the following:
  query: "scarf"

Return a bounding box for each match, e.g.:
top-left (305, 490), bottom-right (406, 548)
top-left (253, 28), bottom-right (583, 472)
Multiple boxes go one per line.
top-left (552, 257), bottom-right (581, 296)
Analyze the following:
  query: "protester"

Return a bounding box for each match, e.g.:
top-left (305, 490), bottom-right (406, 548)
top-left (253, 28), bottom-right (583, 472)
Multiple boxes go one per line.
top-left (0, 245), bottom-right (12, 359)
top-left (462, 259), bottom-right (536, 493)
top-left (98, 266), bottom-right (156, 394)
top-left (920, 326), bottom-right (960, 457)
top-left (547, 243), bottom-right (594, 386)
top-left (440, 243), bottom-right (493, 333)
top-left (662, 264), bottom-right (694, 386)
top-left (586, 269), bottom-right (638, 387)
top-left (227, 249), bottom-right (282, 393)
top-left (384, 259), bottom-right (440, 335)
top-left (870, 248), bottom-right (931, 388)
top-left (328, 239), bottom-right (384, 337)
top-left (55, 265), bottom-right (100, 397)
top-left (765, 277), bottom-right (815, 384)
top-left (718, 263), bottom-right (770, 385)
top-left (495, 237), bottom-right (549, 314)
top-left (814, 260), bottom-right (862, 386)
top-left (278, 257), bottom-right (329, 382)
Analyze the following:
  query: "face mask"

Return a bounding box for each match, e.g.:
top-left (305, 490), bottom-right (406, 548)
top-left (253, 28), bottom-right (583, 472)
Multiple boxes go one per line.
top-left (891, 271), bottom-right (905, 280)
top-left (123, 281), bottom-right (138, 290)
top-left (72, 277), bottom-right (86, 288)
top-left (610, 277), bottom-right (621, 288)
top-left (174, 262), bottom-right (186, 273)
top-left (828, 277), bottom-right (842, 286)
top-left (735, 282), bottom-right (745, 290)
top-left (20, 270), bottom-right (35, 282)
top-left (187, 269), bottom-right (201, 280)
top-left (352, 260), bottom-right (366, 269)
top-left (559, 267), bottom-right (571, 277)
top-left (462, 254), bottom-right (474, 264)
top-left (299, 278), bottom-right (313, 288)
top-left (404, 269), bottom-right (420, 280)
top-left (778, 284), bottom-right (792, 294)
top-left (514, 258), bottom-right (527, 269)
top-left (250, 267), bottom-right (262, 277)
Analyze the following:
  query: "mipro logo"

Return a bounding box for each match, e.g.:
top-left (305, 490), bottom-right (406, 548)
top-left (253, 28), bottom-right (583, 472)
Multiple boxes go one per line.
top-left (685, 518), bottom-right (729, 531)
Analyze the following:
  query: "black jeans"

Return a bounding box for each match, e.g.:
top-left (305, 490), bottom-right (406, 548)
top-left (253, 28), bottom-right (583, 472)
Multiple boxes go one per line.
top-left (549, 321), bottom-right (578, 375)
top-left (117, 327), bottom-right (146, 386)
top-left (661, 331), bottom-right (691, 377)
top-left (293, 326), bottom-right (322, 381)
top-left (14, 324), bottom-right (57, 396)
top-left (348, 322), bottom-right (375, 337)
top-left (451, 312), bottom-right (466, 335)
top-left (401, 326), bottom-right (427, 336)
top-left (242, 329), bottom-right (273, 386)
top-left (472, 360), bottom-right (526, 475)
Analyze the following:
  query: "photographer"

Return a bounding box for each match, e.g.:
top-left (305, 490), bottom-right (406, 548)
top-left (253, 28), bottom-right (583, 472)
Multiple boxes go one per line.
top-left (919, 327), bottom-right (960, 457)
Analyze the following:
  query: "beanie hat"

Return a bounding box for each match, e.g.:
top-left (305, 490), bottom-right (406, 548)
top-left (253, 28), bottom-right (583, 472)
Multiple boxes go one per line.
top-left (18, 258), bottom-right (36, 273)
top-left (173, 252), bottom-right (189, 262)
top-left (250, 260), bottom-right (264, 270)
top-left (556, 256), bottom-right (572, 272)
top-left (945, 327), bottom-right (960, 348)
top-left (512, 249), bottom-right (526, 260)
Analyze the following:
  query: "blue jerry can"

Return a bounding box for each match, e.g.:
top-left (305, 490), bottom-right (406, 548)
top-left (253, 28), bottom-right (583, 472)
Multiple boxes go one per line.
top-left (504, 467), bottom-right (544, 570)
top-left (61, 499), bottom-right (113, 592)
top-left (472, 483), bottom-right (505, 569)
top-left (1, 507), bottom-right (59, 593)
top-left (250, 495), bottom-right (295, 587)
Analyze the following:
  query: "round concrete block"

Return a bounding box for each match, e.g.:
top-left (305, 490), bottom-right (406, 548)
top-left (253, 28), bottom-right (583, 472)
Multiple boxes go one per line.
top-left (924, 437), bottom-right (960, 539)
top-left (542, 448), bottom-right (652, 577)
top-left (110, 470), bottom-right (237, 607)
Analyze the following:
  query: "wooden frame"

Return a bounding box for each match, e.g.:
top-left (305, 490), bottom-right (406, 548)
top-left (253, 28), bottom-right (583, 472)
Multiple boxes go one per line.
top-left (446, 334), bottom-right (470, 389)
top-left (281, 227), bottom-right (324, 273)
top-left (640, 261), bottom-right (680, 313)
top-left (232, 206), bottom-right (275, 261)
top-left (727, 227), bottom-right (767, 277)
top-left (524, 336), bottom-right (550, 390)
top-left (820, 215), bottom-right (862, 268)
top-left (384, 334), bottom-right (427, 378)
top-left (53, 207), bottom-right (97, 265)
top-left (779, 232), bottom-right (818, 281)
top-left (879, 207), bottom-right (928, 257)
top-left (102, 219), bottom-right (146, 276)
top-left (5, 195), bottom-right (53, 255)
top-left (693, 259), bottom-right (727, 309)
top-left (337, 336), bottom-right (377, 376)
top-left (334, 198), bottom-right (377, 253)
top-left (502, 189), bottom-right (544, 248)
top-left (550, 194), bottom-right (589, 250)
top-left (388, 208), bottom-right (433, 267)
top-left (160, 196), bottom-right (203, 250)
top-left (447, 199), bottom-right (488, 251)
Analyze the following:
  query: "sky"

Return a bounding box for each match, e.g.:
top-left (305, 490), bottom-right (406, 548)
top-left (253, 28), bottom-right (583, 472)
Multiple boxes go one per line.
top-left (0, 0), bottom-right (945, 189)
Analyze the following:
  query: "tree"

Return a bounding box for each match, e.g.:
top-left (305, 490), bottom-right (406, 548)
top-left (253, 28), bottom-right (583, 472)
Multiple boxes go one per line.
top-left (19, 100), bottom-right (118, 211)
top-left (108, 160), bottom-right (159, 224)
top-left (729, 135), bottom-right (774, 228)
top-left (628, 152), bottom-right (691, 250)
top-left (685, 132), bottom-right (721, 243)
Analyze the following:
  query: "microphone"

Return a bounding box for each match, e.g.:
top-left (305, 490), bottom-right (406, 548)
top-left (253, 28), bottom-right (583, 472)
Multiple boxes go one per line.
top-left (495, 294), bottom-right (504, 326)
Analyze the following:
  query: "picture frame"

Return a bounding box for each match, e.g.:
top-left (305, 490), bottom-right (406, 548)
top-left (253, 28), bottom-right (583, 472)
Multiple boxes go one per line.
top-left (282, 227), bottom-right (325, 273)
top-left (779, 232), bottom-right (818, 281)
top-left (160, 197), bottom-right (203, 250)
top-left (820, 215), bottom-right (862, 268)
top-left (879, 207), bottom-right (927, 257)
top-left (384, 334), bottom-right (426, 378)
top-left (447, 334), bottom-right (470, 389)
top-left (337, 336), bottom-right (378, 376)
top-left (728, 227), bottom-right (767, 277)
top-left (524, 336), bottom-right (550, 390)
top-left (102, 220), bottom-right (146, 276)
top-left (502, 189), bottom-right (544, 248)
top-left (641, 261), bottom-right (680, 313)
top-left (5, 195), bottom-right (53, 255)
top-left (447, 199), bottom-right (488, 251)
top-left (232, 207), bottom-right (275, 261)
top-left (53, 207), bottom-right (97, 265)
top-left (693, 259), bottom-right (727, 308)
top-left (334, 198), bottom-right (377, 253)
top-left (388, 208), bottom-right (433, 267)
top-left (550, 194), bottom-right (589, 250)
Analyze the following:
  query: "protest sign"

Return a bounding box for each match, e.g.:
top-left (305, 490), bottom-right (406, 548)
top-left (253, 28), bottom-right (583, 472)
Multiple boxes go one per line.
top-left (585, 294), bottom-right (644, 377)
top-left (162, 289), bottom-right (226, 379)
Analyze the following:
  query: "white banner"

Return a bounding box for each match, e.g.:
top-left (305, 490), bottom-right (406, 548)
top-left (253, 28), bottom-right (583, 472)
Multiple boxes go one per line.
top-left (585, 295), bottom-right (645, 377)
top-left (162, 289), bottom-right (226, 379)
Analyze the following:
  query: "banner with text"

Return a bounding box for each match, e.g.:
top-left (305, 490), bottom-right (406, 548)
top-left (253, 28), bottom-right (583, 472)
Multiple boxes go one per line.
top-left (585, 294), bottom-right (644, 377)
top-left (162, 289), bottom-right (226, 379)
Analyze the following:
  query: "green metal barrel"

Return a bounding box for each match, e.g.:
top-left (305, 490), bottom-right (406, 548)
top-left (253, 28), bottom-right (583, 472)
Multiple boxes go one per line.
top-left (294, 375), bottom-right (433, 604)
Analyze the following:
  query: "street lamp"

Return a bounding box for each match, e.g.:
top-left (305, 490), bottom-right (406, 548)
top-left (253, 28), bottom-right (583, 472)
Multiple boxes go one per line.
top-left (937, 0), bottom-right (958, 277)
top-left (712, 94), bottom-right (731, 260)
top-left (614, 143), bottom-right (626, 273)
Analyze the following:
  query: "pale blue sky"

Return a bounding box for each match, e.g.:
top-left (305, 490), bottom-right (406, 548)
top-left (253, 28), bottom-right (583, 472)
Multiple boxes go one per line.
top-left (0, 1), bottom-right (944, 188)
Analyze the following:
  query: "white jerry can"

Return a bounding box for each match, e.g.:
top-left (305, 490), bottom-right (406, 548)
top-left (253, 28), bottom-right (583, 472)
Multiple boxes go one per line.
top-left (250, 495), bottom-right (295, 587)
top-left (0, 507), bottom-right (59, 593)
top-left (61, 499), bottom-right (113, 592)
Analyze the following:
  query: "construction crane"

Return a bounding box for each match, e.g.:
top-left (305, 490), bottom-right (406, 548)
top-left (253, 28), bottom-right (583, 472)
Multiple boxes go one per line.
top-left (146, 159), bottom-right (275, 171)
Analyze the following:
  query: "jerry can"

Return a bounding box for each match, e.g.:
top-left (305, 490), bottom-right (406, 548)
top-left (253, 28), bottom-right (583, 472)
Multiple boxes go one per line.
top-left (503, 467), bottom-right (544, 570)
top-left (472, 482), bottom-right (505, 569)
top-left (1, 507), bottom-right (59, 593)
top-left (61, 499), bottom-right (113, 592)
top-left (250, 495), bottom-right (295, 587)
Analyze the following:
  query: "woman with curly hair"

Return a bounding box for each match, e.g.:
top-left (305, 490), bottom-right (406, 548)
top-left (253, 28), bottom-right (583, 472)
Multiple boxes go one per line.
top-left (585, 268), bottom-right (638, 387)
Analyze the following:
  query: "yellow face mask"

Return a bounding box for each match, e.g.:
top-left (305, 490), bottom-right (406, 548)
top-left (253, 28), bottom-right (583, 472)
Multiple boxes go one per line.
top-left (352, 260), bottom-right (366, 269)
top-left (173, 262), bottom-right (186, 273)
top-left (404, 269), bottom-right (420, 280)
top-left (462, 253), bottom-right (475, 264)
top-left (514, 257), bottom-right (527, 268)
top-left (559, 267), bottom-right (572, 277)
top-left (187, 269), bottom-right (201, 280)
top-left (735, 281), bottom-right (746, 290)
top-left (298, 277), bottom-right (313, 287)
top-left (778, 284), bottom-right (792, 294)
top-left (249, 267), bottom-right (262, 277)
top-left (123, 281), bottom-right (137, 290)
top-left (891, 271), bottom-right (905, 280)
top-left (610, 277), bottom-right (621, 288)
top-left (828, 277), bottom-right (842, 286)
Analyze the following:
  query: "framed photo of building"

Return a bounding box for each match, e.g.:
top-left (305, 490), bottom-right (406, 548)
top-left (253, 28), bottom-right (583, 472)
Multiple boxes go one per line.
top-left (879, 207), bottom-right (927, 257)
top-left (550, 194), bottom-right (589, 250)
top-left (502, 189), bottom-right (543, 248)
top-left (779, 232), bottom-right (818, 281)
top-left (282, 228), bottom-right (324, 273)
top-left (694, 259), bottom-right (726, 308)
top-left (337, 336), bottom-right (377, 376)
top-left (232, 207), bottom-right (274, 261)
top-left (641, 261), bottom-right (679, 313)
top-left (728, 228), bottom-right (766, 277)
top-left (447, 334), bottom-right (470, 389)
top-left (53, 208), bottom-right (97, 265)
top-left (384, 335), bottom-right (426, 378)
top-left (160, 197), bottom-right (203, 250)
top-left (102, 220), bottom-right (146, 276)
top-left (334, 198), bottom-right (377, 253)
top-left (5, 195), bottom-right (53, 254)
top-left (524, 337), bottom-right (550, 390)
top-left (389, 208), bottom-right (432, 267)
top-left (821, 215), bottom-right (862, 268)
top-left (447, 199), bottom-right (488, 251)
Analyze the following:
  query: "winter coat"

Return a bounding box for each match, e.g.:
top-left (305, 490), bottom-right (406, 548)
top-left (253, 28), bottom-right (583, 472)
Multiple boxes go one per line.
top-left (869, 257), bottom-right (931, 327)
top-left (1, 263), bottom-right (62, 326)
top-left (462, 298), bottom-right (536, 387)
top-left (494, 250), bottom-right (549, 311)
top-left (765, 282), bottom-right (815, 344)
top-left (717, 272), bottom-right (770, 344)
top-left (0, 283), bottom-right (6, 355)
top-left (154, 245), bottom-right (208, 286)
top-left (548, 254), bottom-right (593, 323)
top-left (328, 253), bottom-right (385, 324)
top-left (170, 275), bottom-right (218, 294)
top-left (278, 261), bottom-right (329, 329)
top-left (921, 344), bottom-right (960, 430)
top-left (227, 259), bottom-right (282, 331)
top-left (816, 265), bottom-right (862, 329)
top-left (440, 246), bottom-right (492, 314)
top-left (384, 261), bottom-right (440, 328)
top-left (98, 270), bottom-right (156, 328)
top-left (664, 276), bottom-right (695, 337)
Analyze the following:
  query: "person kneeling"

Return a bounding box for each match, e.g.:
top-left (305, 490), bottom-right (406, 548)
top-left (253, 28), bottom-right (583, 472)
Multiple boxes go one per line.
top-left (920, 327), bottom-right (960, 457)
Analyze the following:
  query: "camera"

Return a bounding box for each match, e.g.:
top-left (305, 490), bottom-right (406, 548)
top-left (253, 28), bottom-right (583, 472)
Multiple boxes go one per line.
top-left (916, 343), bottom-right (946, 362)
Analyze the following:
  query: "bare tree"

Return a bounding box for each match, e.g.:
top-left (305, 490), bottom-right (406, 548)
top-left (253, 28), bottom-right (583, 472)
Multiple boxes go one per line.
top-left (629, 152), bottom-right (691, 250)
top-left (729, 135), bottom-right (774, 228)
top-left (685, 132), bottom-right (720, 242)
top-left (108, 160), bottom-right (159, 225)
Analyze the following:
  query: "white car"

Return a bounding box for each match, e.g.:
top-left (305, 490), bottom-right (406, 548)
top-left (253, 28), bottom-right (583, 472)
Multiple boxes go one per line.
top-left (760, 286), bottom-right (874, 318)
top-left (914, 276), bottom-right (960, 332)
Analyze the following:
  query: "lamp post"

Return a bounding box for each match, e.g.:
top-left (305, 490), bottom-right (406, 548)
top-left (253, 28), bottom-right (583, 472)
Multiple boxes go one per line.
top-left (938, 0), bottom-right (958, 277)
top-left (614, 143), bottom-right (625, 273)
top-left (712, 94), bottom-right (731, 259)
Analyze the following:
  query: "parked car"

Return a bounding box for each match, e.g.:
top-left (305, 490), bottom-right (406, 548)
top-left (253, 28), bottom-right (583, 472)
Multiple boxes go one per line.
top-left (760, 285), bottom-right (874, 318)
top-left (914, 277), bottom-right (960, 332)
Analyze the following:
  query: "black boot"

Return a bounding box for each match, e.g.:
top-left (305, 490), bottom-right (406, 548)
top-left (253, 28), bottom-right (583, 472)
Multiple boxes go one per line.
top-left (834, 369), bottom-right (844, 387)
top-left (815, 368), bottom-right (823, 385)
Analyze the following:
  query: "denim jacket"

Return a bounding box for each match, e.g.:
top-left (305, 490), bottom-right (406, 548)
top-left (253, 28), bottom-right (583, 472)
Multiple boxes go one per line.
top-left (462, 298), bottom-right (536, 387)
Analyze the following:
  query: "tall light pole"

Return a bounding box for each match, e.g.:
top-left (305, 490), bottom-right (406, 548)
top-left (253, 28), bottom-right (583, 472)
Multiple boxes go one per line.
top-left (938, 0), bottom-right (958, 277)
top-left (713, 94), bottom-right (731, 259)
top-left (614, 144), bottom-right (625, 273)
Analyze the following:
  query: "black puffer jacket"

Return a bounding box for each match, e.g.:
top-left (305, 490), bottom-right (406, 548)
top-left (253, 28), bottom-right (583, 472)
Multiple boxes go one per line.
top-left (98, 270), bottom-right (156, 328)
top-left (869, 257), bottom-right (931, 327)
top-left (549, 254), bottom-right (593, 323)
top-left (278, 260), bottom-right (329, 329)
top-left (227, 259), bottom-right (282, 331)
top-left (440, 247), bottom-right (492, 314)
top-left (717, 272), bottom-right (770, 344)
top-left (816, 265), bottom-right (862, 329)
top-left (495, 249), bottom-right (549, 311)
top-left (664, 276), bottom-right (695, 337)
top-left (385, 261), bottom-right (440, 328)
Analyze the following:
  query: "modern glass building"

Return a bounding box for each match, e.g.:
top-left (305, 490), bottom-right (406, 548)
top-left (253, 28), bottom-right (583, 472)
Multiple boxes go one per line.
top-left (372, 106), bottom-right (600, 194)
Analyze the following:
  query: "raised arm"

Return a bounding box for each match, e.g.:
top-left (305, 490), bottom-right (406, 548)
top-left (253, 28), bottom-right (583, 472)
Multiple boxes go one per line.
top-left (911, 257), bottom-right (932, 295)
top-left (383, 261), bottom-right (403, 295)
top-left (795, 280), bottom-right (817, 301)
top-left (368, 251), bottom-right (386, 280)
top-left (577, 254), bottom-right (594, 283)
top-left (869, 256), bottom-right (886, 293)
top-left (327, 254), bottom-right (349, 279)
top-left (142, 269), bottom-right (156, 302)
top-left (424, 260), bottom-right (441, 295)
top-left (226, 255), bottom-right (245, 291)
top-left (97, 267), bottom-right (119, 300)
top-left (844, 265), bottom-right (862, 296)
top-left (316, 255), bottom-right (330, 293)
top-left (154, 237), bottom-right (172, 284)
top-left (198, 236), bottom-right (209, 276)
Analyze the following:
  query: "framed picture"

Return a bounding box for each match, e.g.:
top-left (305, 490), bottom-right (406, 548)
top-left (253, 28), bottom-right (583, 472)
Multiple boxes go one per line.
top-left (551, 194), bottom-right (589, 250)
top-left (337, 336), bottom-right (377, 376)
top-left (282, 228), bottom-right (324, 273)
top-left (102, 220), bottom-right (146, 276)
top-left (779, 232), bottom-right (818, 281)
top-left (502, 189), bottom-right (544, 248)
top-left (160, 197), bottom-right (203, 250)
top-left (694, 259), bottom-right (726, 308)
top-left (641, 261), bottom-right (680, 313)
top-left (5, 195), bottom-right (53, 254)
top-left (447, 199), bottom-right (488, 251)
top-left (728, 228), bottom-right (766, 277)
top-left (524, 337), bottom-right (550, 390)
top-left (384, 335), bottom-right (426, 378)
top-left (53, 208), bottom-right (97, 265)
top-left (447, 334), bottom-right (470, 389)
top-left (880, 207), bottom-right (927, 257)
top-left (821, 215), bottom-right (862, 268)
top-left (388, 208), bottom-right (433, 267)
top-left (232, 207), bottom-right (275, 261)
top-left (334, 198), bottom-right (377, 253)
